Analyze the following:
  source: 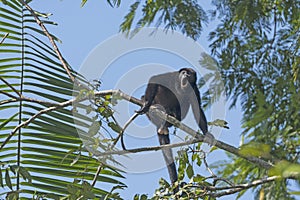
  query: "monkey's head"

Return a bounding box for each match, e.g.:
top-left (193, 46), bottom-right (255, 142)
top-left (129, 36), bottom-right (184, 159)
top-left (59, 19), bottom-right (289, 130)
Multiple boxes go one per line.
top-left (178, 68), bottom-right (197, 89)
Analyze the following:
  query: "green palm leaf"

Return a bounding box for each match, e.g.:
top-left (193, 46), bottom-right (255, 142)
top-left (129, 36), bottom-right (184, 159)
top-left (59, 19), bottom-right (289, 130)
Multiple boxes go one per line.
top-left (0, 0), bottom-right (124, 199)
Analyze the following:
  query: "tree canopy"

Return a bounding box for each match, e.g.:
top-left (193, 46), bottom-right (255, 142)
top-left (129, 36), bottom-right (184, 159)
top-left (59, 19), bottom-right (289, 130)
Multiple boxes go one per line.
top-left (0, 0), bottom-right (299, 199)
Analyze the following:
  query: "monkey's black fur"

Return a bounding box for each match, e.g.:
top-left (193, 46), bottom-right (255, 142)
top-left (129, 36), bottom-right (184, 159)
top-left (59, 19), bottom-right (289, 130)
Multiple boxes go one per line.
top-left (137, 68), bottom-right (208, 188)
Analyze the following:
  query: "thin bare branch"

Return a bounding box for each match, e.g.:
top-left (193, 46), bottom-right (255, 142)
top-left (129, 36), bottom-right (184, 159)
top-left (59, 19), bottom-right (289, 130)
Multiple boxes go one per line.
top-left (0, 90), bottom-right (66, 107)
top-left (94, 139), bottom-right (201, 157)
top-left (209, 176), bottom-right (279, 197)
top-left (0, 89), bottom-right (274, 170)
top-left (0, 90), bottom-right (18, 99)
top-left (0, 98), bottom-right (74, 150)
top-left (91, 164), bottom-right (104, 187)
top-left (19, 0), bottom-right (76, 83)
top-left (0, 99), bottom-right (18, 105)
top-left (94, 90), bottom-right (273, 169)
top-left (117, 112), bottom-right (139, 150)
top-left (0, 76), bottom-right (22, 97)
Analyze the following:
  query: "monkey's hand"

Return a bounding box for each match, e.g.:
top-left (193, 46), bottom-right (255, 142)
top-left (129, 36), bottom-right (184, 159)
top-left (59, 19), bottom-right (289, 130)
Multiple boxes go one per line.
top-left (135, 102), bottom-right (150, 114)
top-left (203, 132), bottom-right (215, 146)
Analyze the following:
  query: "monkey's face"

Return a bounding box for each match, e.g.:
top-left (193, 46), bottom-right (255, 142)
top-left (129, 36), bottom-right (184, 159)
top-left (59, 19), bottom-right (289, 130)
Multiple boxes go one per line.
top-left (179, 68), bottom-right (197, 89)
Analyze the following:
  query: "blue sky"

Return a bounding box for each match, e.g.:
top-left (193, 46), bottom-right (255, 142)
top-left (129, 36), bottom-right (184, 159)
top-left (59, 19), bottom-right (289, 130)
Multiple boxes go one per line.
top-left (29, 1), bottom-right (250, 199)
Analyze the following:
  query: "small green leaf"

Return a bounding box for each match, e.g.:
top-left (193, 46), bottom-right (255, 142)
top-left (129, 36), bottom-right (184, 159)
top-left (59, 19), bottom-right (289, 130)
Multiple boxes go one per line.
top-left (19, 166), bottom-right (32, 183)
top-left (140, 194), bottom-right (148, 200)
top-left (196, 157), bottom-right (202, 166)
top-left (81, 0), bottom-right (88, 7)
top-left (289, 191), bottom-right (300, 195)
top-left (0, 113), bottom-right (18, 130)
top-left (208, 119), bottom-right (229, 129)
top-left (186, 164), bottom-right (194, 179)
top-left (5, 168), bottom-right (12, 190)
top-left (192, 153), bottom-right (197, 161)
top-left (209, 146), bottom-right (218, 153)
top-left (108, 122), bottom-right (122, 133)
top-left (0, 167), bottom-right (3, 187)
top-left (9, 165), bottom-right (18, 175)
top-left (133, 194), bottom-right (139, 200)
top-left (193, 174), bottom-right (205, 182)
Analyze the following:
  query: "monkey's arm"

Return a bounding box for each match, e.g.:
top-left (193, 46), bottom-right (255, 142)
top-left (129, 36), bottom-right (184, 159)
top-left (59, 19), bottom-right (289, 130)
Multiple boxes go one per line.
top-left (136, 81), bottom-right (158, 114)
top-left (191, 87), bottom-right (208, 134)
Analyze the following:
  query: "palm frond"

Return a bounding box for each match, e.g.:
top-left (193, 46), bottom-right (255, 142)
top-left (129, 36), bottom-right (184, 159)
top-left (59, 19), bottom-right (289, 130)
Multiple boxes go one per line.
top-left (0, 1), bottom-right (124, 198)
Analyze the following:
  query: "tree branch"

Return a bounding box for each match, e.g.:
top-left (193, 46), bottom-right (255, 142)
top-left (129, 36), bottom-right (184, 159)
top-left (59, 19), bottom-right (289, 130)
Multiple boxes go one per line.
top-left (0, 89), bottom-right (274, 171)
top-left (95, 90), bottom-right (273, 169)
top-left (0, 76), bottom-right (21, 97)
top-left (0, 89), bottom-right (115, 150)
top-left (209, 176), bottom-right (279, 197)
top-left (19, 0), bottom-right (76, 83)
top-left (0, 33), bottom-right (9, 45)
top-left (0, 98), bottom-right (75, 150)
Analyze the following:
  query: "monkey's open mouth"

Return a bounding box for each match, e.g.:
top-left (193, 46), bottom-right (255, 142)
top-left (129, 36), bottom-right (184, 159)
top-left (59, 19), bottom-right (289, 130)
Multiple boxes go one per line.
top-left (181, 77), bottom-right (189, 88)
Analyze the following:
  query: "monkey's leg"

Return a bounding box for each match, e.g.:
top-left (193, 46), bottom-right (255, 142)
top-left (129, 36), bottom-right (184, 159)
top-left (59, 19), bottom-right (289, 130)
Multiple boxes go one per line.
top-left (158, 128), bottom-right (178, 188)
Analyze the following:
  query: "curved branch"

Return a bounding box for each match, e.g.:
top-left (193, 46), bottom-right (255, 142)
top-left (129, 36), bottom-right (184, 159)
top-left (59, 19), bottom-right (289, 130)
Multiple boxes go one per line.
top-left (97, 90), bottom-right (273, 169)
top-left (1, 89), bottom-right (273, 170)
top-left (0, 98), bottom-right (75, 150)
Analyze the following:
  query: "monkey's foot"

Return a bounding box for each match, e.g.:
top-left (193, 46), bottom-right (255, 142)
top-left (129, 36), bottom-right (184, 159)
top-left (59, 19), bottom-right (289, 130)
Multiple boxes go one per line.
top-left (158, 127), bottom-right (169, 135)
top-left (135, 103), bottom-right (149, 114)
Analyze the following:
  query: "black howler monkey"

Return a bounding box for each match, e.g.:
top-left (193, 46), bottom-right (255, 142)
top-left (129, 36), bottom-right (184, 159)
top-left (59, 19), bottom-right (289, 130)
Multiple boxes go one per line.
top-left (136, 68), bottom-right (208, 186)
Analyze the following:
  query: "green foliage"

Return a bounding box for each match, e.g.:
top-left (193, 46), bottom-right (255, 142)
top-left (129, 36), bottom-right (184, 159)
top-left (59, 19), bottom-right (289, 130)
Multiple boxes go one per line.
top-left (0, 0), bottom-right (124, 198)
top-left (239, 142), bottom-right (271, 158)
top-left (208, 119), bottom-right (229, 129)
top-left (1, 0), bottom-right (298, 199)
top-left (81, 0), bottom-right (121, 8)
top-left (205, 0), bottom-right (300, 198)
top-left (120, 0), bottom-right (208, 40)
top-left (134, 194), bottom-right (149, 200)
top-left (269, 161), bottom-right (300, 178)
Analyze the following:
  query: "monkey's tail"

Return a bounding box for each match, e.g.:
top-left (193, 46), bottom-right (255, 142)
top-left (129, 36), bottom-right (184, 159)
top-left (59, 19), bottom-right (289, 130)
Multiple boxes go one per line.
top-left (158, 134), bottom-right (178, 191)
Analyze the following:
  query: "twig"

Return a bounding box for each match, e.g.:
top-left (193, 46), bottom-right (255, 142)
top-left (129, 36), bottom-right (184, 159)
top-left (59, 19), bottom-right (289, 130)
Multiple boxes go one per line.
top-left (0, 90), bottom-right (118, 150)
top-left (0, 90), bottom-right (18, 99)
top-left (0, 33), bottom-right (9, 45)
top-left (94, 90), bottom-right (273, 169)
top-left (209, 176), bottom-right (279, 197)
top-left (0, 99), bottom-right (18, 106)
top-left (91, 164), bottom-right (103, 187)
top-left (183, 176), bottom-right (279, 198)
top-left (94, 139), bottom-right (201, 157)
top-left (0, 76), bottom-right (22, 97)
top-left (0, 98), bottom-right (74, 150)
top-left (0, 91), bottom-right (65, 107)
top-left (0, 89), bottom-right (274, 170)
top-left (19, 0), bottom-right (76, 83)
top-left (203, 153), bottom-right (216, 177)
top-left (115, 112), bottom-right (140, 150)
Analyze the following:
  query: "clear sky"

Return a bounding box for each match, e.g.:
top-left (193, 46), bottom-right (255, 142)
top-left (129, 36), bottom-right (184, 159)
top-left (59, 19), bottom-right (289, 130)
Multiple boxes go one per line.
top-left (30, 1), bottom-right (250, 199)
